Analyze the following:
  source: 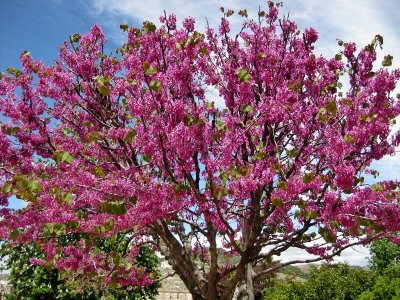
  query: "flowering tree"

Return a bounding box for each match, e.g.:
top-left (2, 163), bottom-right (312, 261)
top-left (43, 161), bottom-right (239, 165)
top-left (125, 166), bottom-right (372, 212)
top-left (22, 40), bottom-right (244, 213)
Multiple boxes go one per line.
top-left (1, 3), bottom-right (400, 299)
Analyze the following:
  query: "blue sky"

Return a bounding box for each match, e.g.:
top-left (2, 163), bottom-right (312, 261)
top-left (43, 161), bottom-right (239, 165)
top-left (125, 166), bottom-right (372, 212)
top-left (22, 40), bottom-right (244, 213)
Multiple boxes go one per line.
top-left (0, 0), bottom-right (117, 69)
top-left (1, 0), bottom-right (399, 69)
top-left (1, 0), bottom-right (399, 265)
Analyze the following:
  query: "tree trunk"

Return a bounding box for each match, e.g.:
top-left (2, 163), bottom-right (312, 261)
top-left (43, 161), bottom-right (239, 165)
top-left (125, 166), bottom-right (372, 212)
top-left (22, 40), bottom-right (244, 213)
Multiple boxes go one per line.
top-left (245, 263), bottom-right (255, 300)
top-left (231, 206), bottom-right (255, 300)
top-left (231, 263), bottom-right (255, 300)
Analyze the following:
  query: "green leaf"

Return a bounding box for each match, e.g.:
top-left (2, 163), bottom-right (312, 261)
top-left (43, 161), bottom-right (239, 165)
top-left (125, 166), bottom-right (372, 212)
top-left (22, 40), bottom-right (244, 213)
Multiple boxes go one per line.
top-left (319, 115), bottom-right (329, 124)
top-left (257, 51), bottom-right (266, 58)
top-left (213, 186), bottom-right (228, 200)
top-left (238, 9), bottom-right (248, 17)
top-left (61, 151), bottom-right (73, 164)
top-left (173, 184), bottom-right (183, 193)
top-left (45, 223), bottom-right (66, 236)
top-left (304, 210), bottom-right (317, 220)
top-left (87, 131), bottom-right (100, 143)
top-left (225, 9), bottom-right (234, 17)
top-left (6, 126), bottom-right (20, 134)
top-left (215, 120), bottom-right (226, 131)
top-left (10, 230), bottom-right (20, 241)
top-left (13, 174), bottom-right (28, 190)
top-left (92, 166), bottom-right (106, 178)
top-left (54, 224), bottom-right (66, 236)
top-left (319, 227), bottom-right (337, 243)
top-left (335, 54), bottom-right (342, 61)
top-left (354, 176), bottom-right (365, 186)
top-left (219, 172), bottom-right (229, 181)
top-left (231, 167), bottom-right (246, 179)
top-left (344, 134), bottom-right (355, 144)
top-left (303, 173), bottom-right (315, 184)
top-left (95, 74), bottom-right (107, 83)
top-left (251, 152), bottom-right (268, 161)
top-left (27, 179), bottom-right (42, 193)
top-left (143, 62), bottom-right (157, 76)
top-left (297, 199), bottom-right (306, 209)
top-left (382, 55), bottom-right (393, 67)
top-left (53, 151), bottom-right (73, 164)
top-left (63, 193), bottom-right (74, 205)
top-left (3, 182), bottom-right (12, 193)
top-left (187, 31), bottom-right (203, 47)
top-left (243, 104), bottom-right (254, 114)
top-left (142, 21), bottom-right (156, 34)
top-left (9, 230), bottom-right (20, 241)
top-left (120, 23), bottom-right (129, 32)
top-left (98, 85), bottom-right (110, 97)
top-left (287, 149), bottom-right (297, 158)
top-left (149, 80), bottom-right (162, 92)
top-left (128, 196), bottom-right (138, 205)
top-left (198, 47), bottom-right (208, 55)
top-left (70, 33), bottom-right (81, 43)
top-left (331, 220), bottom-right (340, 229)
top-left (374, 34), bottom-right (383, 46)
top-left (278, 181), bottom-right (288, 190)
top-left (341, 98), bottom-right (353, 106)
top-left (66, 220), bottom-right (80, 229)
top-left (326, 100), bottom-right (337, 116)
top-left (124, 129), bottom-right (137, 143)
top-left (142, 154), bottom-right (152, 163)
top-left (183, 114), bottom-right (195, 127)
top-left (371, 183), bottom-right (384, 192)
top-left (237, 67), bottom-right (251, 82)
top-left (56, 192), bottom-right (73, 206)
top-left (206, 101), bottom-right (214, 109)
top-left (359, 114), bottom-right (373, 123)
top-left (100, 201), bottom-right (127, 215)
top-left (318, 107), bottom-right (329, 123)
top-left (6, 67), bottom-right (22, 77)
top-left (271, 198), bottom-right (284, 207)
top-left (94, 75), bottom-right (111, 97)
top-left (133, 28), bottom-right (142, 38)
top-left (74, 83), bottom-right (83, 93)
top-left (175, 42), bottom-right (183, 51)
top-left (318, 107), bottom-right (327, 115)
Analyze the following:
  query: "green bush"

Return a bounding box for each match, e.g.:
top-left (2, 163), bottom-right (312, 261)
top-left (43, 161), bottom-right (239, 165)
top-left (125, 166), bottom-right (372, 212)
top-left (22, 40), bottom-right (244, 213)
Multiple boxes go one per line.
top-left (263, 264), bottom-right (375, 300)
top-left (358, 266), bottom-right (400, 300)
top-left (0, 240), bottom-right (160, 300)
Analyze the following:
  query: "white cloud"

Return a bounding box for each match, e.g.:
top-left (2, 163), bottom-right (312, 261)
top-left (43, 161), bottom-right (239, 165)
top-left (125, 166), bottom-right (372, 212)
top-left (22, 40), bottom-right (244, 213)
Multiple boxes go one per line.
top-left (283, 1), bottom-right (400, 58)
top-left (89, 0), bottom-right (252, 28)
top-left (335, 245), bottom-right (370, 266)
top-left (278, 244), bottom-right (370, 266)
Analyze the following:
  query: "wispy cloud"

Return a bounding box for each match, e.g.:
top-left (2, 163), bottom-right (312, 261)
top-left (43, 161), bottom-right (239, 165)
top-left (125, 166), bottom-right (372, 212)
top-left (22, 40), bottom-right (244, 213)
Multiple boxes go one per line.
top-left (86, 0), bottom-right (400, 61)
top-left (85, 0), bottom-right (260, 44)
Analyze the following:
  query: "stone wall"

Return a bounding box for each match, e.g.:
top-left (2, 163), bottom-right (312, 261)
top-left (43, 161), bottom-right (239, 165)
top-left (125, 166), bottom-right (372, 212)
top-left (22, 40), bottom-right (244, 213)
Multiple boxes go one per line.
top-left (156, 291), bottom-right (192, 300)
top-left (156, 266), bottom-right (192, 300)
top-left (0, 283), bottom-right (10, 299)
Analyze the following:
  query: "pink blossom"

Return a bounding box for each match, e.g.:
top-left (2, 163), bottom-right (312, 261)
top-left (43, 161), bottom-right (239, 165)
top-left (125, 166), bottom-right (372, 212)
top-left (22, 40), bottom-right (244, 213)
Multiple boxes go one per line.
top-left (0, 5), bottom-right (399, 298)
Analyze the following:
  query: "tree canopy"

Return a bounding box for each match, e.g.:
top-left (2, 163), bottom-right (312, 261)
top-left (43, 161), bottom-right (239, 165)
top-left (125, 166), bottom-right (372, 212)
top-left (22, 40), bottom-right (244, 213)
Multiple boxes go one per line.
top-left (0, 2), bottom-right (399, 299)
top-left (263, 264), bottom-right (376, 300)
top-left (263, 239), bottom-right (400, 300)
top-left (369, 237), bottom-right (400, 271)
